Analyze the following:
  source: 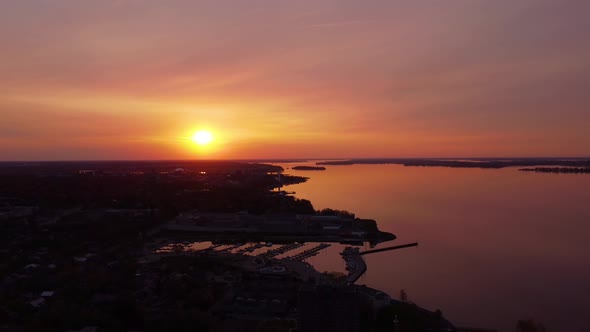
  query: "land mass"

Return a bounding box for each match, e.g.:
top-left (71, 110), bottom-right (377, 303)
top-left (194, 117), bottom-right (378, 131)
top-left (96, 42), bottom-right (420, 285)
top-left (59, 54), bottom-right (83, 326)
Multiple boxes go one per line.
top-left (292, 166), bottom-right (326, 171)
top-left (317, 158), bottom-right (590, 170)
top-left (520, 167), bottom-right (590, 174)
top-left (0, 160), bottom-right (455, 332)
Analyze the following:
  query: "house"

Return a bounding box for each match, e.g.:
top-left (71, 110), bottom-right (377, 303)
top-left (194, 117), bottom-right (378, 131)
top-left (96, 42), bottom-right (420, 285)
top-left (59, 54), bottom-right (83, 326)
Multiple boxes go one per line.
top-left (41, 291), bottom-right (55, 298)
top-left (30, 298), bottom-right (45, 308)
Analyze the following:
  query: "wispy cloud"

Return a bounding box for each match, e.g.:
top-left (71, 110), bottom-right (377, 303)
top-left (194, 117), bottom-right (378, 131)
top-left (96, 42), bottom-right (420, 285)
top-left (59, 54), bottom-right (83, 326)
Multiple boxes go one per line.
top-left (309, 20), bottom-right (364, 28)
top-left (0, 0), bottom-right (589, 159)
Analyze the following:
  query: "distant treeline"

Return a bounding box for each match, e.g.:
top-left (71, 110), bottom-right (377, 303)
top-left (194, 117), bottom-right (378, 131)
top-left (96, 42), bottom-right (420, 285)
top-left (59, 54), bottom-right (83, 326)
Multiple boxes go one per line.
top-left (520, 167), bottom-right (590, 174)
top-left (292, 166), bottom-right (326, 171)
top-left (0, 161), bottom-right (312, 216)
top-left (317, 158), bottom-right (590, 169)
top-left (0, 160), bottom-right (284, 176)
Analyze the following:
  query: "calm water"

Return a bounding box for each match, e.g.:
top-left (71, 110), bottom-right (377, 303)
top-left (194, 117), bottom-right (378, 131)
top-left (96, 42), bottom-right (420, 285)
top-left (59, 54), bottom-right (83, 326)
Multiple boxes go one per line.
top-left (280, 163), bottom-right (590, 332)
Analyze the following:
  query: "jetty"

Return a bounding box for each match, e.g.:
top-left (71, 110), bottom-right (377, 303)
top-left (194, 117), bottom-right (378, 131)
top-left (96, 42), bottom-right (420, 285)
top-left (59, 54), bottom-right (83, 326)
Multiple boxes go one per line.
top-left (342, 242), bottom-right (418, 285)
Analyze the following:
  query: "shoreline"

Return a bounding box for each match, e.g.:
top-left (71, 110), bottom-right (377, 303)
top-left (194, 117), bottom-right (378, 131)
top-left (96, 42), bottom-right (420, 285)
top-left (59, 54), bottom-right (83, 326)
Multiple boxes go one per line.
top-left (316, 158), bottom-right (590, 170)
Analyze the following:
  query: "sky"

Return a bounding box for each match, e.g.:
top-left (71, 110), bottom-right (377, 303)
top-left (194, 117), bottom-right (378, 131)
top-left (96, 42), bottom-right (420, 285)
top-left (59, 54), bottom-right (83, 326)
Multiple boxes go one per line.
top-left (1, 0), bottom-right (589, 160)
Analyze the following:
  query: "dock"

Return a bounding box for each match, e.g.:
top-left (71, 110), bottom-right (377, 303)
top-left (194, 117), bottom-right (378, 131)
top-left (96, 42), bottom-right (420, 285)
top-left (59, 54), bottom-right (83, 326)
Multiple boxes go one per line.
top-left (285, 243), bottom-right (331, 261)
top-left (258, 243), bottom-right (304, 258)
top-left (217, 243), bottom-right (246, 253)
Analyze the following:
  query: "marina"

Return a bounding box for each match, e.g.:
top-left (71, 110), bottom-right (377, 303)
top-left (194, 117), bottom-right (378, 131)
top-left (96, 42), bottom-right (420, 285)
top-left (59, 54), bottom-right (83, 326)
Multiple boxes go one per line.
top-left (284, 243), bottom-right (331, 262)
top-left (258, 243), bottom-right (304, 258)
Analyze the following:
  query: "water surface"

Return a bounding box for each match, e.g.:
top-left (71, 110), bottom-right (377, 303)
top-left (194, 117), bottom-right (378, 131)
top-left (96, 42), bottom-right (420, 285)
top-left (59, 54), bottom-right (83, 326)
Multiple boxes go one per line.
top-left (281, 163), bottom-right (590, 332)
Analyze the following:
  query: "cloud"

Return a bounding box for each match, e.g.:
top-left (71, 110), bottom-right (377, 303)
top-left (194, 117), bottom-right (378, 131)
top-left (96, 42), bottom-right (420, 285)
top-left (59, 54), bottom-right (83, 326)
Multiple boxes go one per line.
top-left (0, 0), bottom-right (589, 159)
top-left (310, 20), bottom-right (364, 28)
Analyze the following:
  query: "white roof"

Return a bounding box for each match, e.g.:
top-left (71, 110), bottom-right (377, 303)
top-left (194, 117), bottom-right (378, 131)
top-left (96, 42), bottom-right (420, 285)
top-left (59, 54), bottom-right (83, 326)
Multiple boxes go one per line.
top-left (30, 298), bottom-right (45, 307)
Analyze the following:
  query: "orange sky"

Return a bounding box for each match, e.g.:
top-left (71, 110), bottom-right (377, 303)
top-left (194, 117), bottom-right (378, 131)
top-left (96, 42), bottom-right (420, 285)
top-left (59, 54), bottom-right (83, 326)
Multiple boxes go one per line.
top-left (1, 1), bottom-right (589, 160)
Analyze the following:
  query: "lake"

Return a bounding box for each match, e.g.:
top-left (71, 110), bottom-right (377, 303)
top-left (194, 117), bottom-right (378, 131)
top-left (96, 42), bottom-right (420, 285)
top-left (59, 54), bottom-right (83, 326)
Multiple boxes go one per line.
top-left (279, 163), bottom-right (590, 332)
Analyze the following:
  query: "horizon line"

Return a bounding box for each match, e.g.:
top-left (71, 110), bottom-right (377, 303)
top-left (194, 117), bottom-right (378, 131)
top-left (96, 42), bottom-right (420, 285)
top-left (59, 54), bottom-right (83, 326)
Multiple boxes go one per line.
top-left (1, 156), bottom-right (590, 163)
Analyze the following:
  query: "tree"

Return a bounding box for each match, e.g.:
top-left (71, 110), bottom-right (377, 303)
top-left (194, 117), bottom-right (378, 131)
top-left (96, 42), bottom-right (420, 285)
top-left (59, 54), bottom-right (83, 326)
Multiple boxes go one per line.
top-left (399, 289), bottom-right (408, 302)
top-left (516, 319), bottom-right (547, 332)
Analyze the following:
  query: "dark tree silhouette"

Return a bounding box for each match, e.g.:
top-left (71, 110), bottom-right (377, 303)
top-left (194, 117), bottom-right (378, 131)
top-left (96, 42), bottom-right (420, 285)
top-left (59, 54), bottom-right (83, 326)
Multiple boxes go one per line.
top-left (400, 289), bottom-right (408, 302)
top-left (516, 319), bottom-right (547, 332)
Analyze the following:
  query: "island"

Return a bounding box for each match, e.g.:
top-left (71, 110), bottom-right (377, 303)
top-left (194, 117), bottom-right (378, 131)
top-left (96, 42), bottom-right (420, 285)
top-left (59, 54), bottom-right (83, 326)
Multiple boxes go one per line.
top-left (292, 165), bottom-right (326, 171)
top-left (520, 167), bottom-right (590, 174)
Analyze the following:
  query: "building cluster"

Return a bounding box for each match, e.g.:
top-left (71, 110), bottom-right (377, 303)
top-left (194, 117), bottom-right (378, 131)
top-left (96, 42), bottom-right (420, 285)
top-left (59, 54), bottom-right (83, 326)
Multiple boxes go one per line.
top-left (0, 161), bottom-right (458, 331)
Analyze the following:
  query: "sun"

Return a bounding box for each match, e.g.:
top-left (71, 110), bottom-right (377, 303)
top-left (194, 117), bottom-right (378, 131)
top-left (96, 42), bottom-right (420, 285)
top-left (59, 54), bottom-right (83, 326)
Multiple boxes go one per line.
top-left (191, 130), bottom-right (213, 145)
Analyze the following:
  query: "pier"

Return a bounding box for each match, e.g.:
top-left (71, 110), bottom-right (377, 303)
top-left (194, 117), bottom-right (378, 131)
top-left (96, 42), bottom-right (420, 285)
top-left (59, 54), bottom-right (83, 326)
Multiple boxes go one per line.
top-left (360, 242), bottom-right (418, 255)
top-left (237, 243), bottom-right (266, 254)
top-left (206, 244), bottom-right (224, 251)
top-left (217, 243), bottom-right (246, 253)
top-left (258, 243), bottom-right (304, 258)
top-left (285, 243), bottom-right (331, 261)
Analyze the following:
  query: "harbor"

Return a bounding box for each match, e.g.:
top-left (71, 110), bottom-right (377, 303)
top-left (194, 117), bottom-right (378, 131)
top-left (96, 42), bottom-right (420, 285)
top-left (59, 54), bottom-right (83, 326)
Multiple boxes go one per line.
top-left (148, 237), bottom-right (418, 288)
